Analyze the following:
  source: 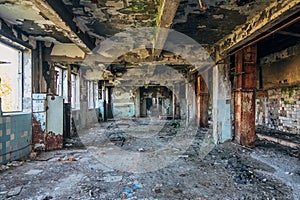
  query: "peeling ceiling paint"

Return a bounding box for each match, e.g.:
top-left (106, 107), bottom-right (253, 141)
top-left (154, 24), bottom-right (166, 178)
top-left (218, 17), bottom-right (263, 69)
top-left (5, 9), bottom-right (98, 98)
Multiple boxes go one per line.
top-left (0, 0), bottom-right (297, 68)
top-left (51, 43), bottom-right (86, 59)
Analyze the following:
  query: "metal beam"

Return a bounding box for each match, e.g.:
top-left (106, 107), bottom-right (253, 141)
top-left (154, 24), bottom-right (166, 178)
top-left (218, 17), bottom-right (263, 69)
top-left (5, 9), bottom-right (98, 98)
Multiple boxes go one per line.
top-left (234, 44), bottom-right (257, 147)
top-left (31, 0), bottom-right (95, 53)
top-left (153, 0), bottom-right (180, 57)
top-left (214, 0), bottom-right (300, 61)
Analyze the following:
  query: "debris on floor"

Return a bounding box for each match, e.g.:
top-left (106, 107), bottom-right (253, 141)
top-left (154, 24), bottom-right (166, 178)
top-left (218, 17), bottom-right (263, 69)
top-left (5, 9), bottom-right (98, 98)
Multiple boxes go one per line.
top-left (0, 121), bottom-right (299, 199)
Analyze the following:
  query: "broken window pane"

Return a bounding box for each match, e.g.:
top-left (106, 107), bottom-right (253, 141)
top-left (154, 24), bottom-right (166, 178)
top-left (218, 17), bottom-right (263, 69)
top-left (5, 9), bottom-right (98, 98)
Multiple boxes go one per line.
top-left (71, 73), bottom-right (80, 110)
top-left (0, 42), bottom-right (22, 112)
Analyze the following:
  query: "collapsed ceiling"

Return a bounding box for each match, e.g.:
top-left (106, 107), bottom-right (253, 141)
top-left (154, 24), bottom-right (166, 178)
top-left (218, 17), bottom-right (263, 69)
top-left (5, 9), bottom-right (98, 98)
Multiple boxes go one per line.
top-left (0, 0), bottom-right (298, 76)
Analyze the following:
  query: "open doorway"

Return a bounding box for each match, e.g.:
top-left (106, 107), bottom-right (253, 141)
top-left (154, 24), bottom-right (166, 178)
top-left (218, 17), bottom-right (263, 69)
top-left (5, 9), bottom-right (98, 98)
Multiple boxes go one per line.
top-left (139, 86), bottom-right (174, 119)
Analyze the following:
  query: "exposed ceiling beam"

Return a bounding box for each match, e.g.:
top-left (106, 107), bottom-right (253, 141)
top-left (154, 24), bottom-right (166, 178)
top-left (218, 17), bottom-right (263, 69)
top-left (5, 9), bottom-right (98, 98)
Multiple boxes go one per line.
top-left (214, 0), bottom-right (300, 61)
top-left (31, 0), bottom-right (95, 53)
top-left (153, 0), bottom-right (180, 57)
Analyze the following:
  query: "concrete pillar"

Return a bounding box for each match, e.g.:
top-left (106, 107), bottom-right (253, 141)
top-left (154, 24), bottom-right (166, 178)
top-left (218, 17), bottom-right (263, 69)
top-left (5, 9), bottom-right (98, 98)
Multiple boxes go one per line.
top-left (172, 84), bottom-right (176, 120)
top-left (213, 63), bottom-right (232, 144)
top-left (134, 88), bottom-right (140, 117)
top-left (196, 73), bottom-right (209, 127)
top-left (185, 78), bottom-right (190, 127)
top-left (234, 44), bottom-right (257, 146)
top-left (185, 74), bottom-right (197, 127)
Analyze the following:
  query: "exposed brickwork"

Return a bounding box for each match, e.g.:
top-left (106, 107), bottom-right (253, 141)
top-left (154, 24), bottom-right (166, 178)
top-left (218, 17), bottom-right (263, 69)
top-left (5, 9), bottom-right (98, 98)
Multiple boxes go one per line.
top-left (32, 116), bottom-right (63, 151)
top-left (256, 87), bottom-right (300, 134)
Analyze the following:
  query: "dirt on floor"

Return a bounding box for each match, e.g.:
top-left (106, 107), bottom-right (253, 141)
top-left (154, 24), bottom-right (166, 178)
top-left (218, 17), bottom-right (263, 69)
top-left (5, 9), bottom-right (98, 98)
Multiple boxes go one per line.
top-left (0, 119), bottom-right (300, 200)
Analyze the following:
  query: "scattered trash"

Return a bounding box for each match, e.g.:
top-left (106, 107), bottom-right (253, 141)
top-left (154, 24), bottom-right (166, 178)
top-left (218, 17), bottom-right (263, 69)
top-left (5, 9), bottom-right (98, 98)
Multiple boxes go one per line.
top-left (153, 184), bottom-right (163, 193)
top-left (68, 157), bottom-right (77, 162)
top-left (29, 152), bottom-right (38, 160)
top-left (42, 195), bottom-right (53, 200)
top-left (102, 175), bottom-right (123, 183)
top-left (6, 186), bottom-right (23, 197)
top-left (138, 148), bottom-right (145, 152)
top-left (89, 190), bottom-right (94, 197)
top-left (132, 180), bottom-right (143, 190)
top-left (121, 187), bottom-right (134, 199)
top-left (0, 161), bottom-right (24, 172)
top-left (6, 161), bottom-right (24, 167)
top-left (0, 165), bottom-right (9, 171)
top-left (126, 193), bottom-right (134, 198)
top-left (178, 155), bottom-right (189, 158)
top-left (171, 122), bottom-right (180, 128)
top-left (25, 169), bottom-right (43, 175)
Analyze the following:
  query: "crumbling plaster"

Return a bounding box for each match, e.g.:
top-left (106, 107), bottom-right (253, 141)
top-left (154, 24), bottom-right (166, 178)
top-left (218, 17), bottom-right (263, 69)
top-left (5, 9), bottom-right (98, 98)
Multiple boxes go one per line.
top-left (215, 0), bottom-right (300, 60)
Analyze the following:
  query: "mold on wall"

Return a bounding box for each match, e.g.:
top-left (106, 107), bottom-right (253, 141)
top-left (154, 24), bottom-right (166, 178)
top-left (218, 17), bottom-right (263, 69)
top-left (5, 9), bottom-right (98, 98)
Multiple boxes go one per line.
top-left (256, 87), bottom-right (300, 134)
top-left (256, 45), bottom-right (300, 135)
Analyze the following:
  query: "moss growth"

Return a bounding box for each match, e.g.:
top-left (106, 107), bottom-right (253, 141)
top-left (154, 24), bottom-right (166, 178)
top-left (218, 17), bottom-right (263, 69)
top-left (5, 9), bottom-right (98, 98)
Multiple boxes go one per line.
top-left (281, 87), bottom-right (299, 98)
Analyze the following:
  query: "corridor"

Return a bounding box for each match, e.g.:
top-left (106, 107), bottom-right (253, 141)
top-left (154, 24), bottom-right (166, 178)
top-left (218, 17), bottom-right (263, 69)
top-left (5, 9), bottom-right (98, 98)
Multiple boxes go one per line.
top-left (1, 119), bottom-right (300, 199)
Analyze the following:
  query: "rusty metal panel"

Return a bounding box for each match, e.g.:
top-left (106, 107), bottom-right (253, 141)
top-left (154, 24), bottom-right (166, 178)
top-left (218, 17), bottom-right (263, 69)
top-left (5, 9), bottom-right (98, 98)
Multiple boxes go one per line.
top-left (243, 44), bottom-right (257, 89)
top-left (32, 94), bottom-right (63, 151)
top-left (234, 91), bottom-right (256, 146)
top-left (234, 50), bottom-right (243, 90)
top-left (234, 44), bottom-right (257, 147)
top-left (197, 74), bottom-right (209, 127)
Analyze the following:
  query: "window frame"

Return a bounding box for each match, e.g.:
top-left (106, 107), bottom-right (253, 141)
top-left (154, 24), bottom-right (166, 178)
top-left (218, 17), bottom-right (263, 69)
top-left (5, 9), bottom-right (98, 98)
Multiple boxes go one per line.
top-left (71, 73), bottom-right (80, 110)
top-left (0, 41), bottom-right (24, 113)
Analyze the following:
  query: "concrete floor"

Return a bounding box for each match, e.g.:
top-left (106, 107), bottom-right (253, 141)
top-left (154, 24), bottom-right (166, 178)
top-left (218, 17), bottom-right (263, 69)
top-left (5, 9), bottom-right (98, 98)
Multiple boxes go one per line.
top-left (0, 119), bottom-right (299, 200)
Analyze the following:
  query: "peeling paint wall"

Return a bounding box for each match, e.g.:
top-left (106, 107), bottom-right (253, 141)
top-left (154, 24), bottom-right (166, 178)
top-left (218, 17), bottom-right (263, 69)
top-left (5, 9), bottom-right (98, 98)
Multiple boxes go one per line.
top-left (111, 87), bottom-right (135, 118)
top-left (256, 45), bottom-right (300, 134)
top-left (72, 70), bottom-right (99, 133)
top-left (213, 64), bottom-right (232, 144)
top-left (0, 40), bottom-right (32, 164)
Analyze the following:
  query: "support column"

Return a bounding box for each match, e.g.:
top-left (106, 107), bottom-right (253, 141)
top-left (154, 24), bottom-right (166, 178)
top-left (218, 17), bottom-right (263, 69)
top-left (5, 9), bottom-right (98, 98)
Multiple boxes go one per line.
top-left (196, 73), bottom-right (209, 127)
top-left (234, 44), bottom-right (257, 146)
top-left (64, 64), bottom-right (71, 138)
top-left (134, 88), bottom-right (140, 118)
top-left (185, 74), bottom-right (196, 127)
top-left (172, 84), bottom-right (176, 120)
top-left (213, 62), bottom-right (232, 144)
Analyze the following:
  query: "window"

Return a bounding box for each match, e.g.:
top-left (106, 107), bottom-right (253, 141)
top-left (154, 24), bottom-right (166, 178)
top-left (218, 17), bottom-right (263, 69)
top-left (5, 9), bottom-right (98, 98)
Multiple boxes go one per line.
top-left (94, 82), bottom-right (99, 108)
top-left (87, 81), bottom-right (100, 109)
top-left (0, 42), bottom-right (22, 112)
top-left (71, 73), bottom-right (80, 110)
top-left (55, 66), bottom-right (68, 102)
top-left (88, 81), bottom-right (94, 109)
top-left (55, 67), bottom-right (63, 96)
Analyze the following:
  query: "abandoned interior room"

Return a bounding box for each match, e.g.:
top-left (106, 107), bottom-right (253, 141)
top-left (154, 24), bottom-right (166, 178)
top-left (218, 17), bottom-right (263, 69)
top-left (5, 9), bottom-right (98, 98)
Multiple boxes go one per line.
top-left (0, 0), bottom-right (299, 199)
